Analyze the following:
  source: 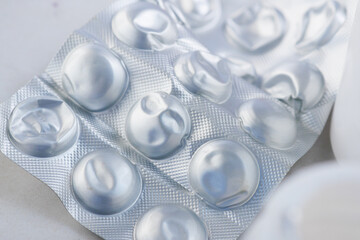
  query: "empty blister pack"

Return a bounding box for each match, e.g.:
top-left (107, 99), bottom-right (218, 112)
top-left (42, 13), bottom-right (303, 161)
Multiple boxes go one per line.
top-left (0, 0), bottom-right (357, 239)
top-left (0, 78), bottom-right (246, 240)
top-left (171, 0), bottom-right (353, 113)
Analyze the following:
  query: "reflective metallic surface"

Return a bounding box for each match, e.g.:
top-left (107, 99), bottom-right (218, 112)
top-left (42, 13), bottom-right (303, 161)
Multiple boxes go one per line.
top-left (72, 149), bottom-right (142, 215)
top-left (62, 44), bottom-right (129, 112)
top-left (7, 97), bottom-right (79, 158)
top-left (125, 92), bottom-right (191, 160)
top-left (134, 205), bottom-right (208, 240)
top-left (174, 51), bottom-right (232, 104)
top-left (189, 139), bottom-right (260, 209)
top-left (261, 61), bottom-right (325, 112)
top-left (173, 0), bottom-right (222, 32)
top-left (112, 2), bottom-right (179, 50)
top-left (296, 0), bottom-right (347, 52)
top-left (237, 99), bottom-right (297, 149)
top-left (225, 4), bottom-right (286, 53)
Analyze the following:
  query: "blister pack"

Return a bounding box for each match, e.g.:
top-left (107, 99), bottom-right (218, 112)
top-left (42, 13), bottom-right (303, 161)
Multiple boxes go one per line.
top-left (0, 0), bottom-right (357, 239)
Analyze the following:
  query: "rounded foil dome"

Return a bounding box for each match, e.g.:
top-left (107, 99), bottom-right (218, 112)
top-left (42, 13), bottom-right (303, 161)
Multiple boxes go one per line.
top-left (175, 0), bottom-right (222, 32)
top-left (225, 4), bottom-right (286, 53)
top-left (189, 139), bottom-right (260, 209)
top-left (112, 2), bottom-right (178, 50)
top-left (237, 99), bottom-right (297, 149)
top-left (7, 96), bottom-right (79, 158)
top-left (126, 92), bottom-right (191, 160)
top-left (134, 205), bottom-right (208, 240)
top-left (62, 44), bottom-right (129, 112)
top-left (174, 51), bottom-right (232, 104)
top-left (72, 149), bottom-right (143, 215)
top-left (261, 60), bottom-right (325, 112)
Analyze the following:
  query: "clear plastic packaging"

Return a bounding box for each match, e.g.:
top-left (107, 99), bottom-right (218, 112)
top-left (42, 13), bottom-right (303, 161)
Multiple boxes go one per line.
top-left (134, 205), bottom-right (209, 240)
top-left (62, 44), bottom-right (129, 112)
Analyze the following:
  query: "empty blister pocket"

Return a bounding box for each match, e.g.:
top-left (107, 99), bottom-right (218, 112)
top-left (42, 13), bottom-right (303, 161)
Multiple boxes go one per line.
top-left (261, 60), bottom-right (325, 113)
top-left (237, 98), bottom-right (297, 149)
top-left (174, 51), bottom-right (233, 104)
top-left (71, 149), bottom-right (143, 215)
top-left (7, 96), bottom-right (80, 158)
top-left (125, 92), bottom-right (191, 160)
top-left (112, 1), bottom-right (179, 50)
top-left (134, 205), bottom-right (209, 240)
top-left (62, 44), bottom-right (129, 112)
top-left (224, 3), bottom-right (286, 53)
top-left (170, 0), bottom-right (222, 33)
top-left (189, 139), bottom-right (260, 209)
top-left (296, 0), bottom-right (347, 52)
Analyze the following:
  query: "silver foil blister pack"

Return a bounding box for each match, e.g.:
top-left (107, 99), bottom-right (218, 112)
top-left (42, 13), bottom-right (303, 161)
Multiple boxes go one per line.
top-left (0, 0), bottom-right (357, 239)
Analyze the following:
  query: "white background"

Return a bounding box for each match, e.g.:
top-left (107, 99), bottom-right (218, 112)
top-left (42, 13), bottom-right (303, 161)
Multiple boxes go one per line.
top-left (0, 1), bottom-right (334, 239)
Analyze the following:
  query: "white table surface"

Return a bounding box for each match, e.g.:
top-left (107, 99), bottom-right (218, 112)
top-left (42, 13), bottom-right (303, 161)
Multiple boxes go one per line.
top-left (0, 1), bottom-right (334, 239)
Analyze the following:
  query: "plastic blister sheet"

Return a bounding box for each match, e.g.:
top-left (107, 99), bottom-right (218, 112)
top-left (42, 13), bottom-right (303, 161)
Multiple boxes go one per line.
top-left (0, 0), bottom-right (358, 239)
